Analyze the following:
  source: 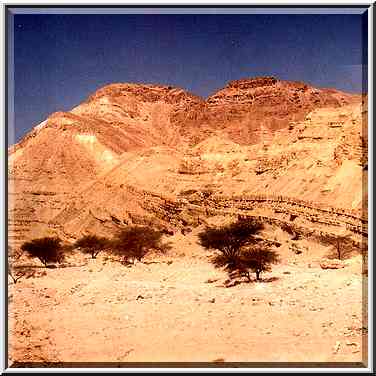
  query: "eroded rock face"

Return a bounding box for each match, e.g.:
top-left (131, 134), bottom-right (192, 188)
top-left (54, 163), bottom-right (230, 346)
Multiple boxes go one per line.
top-left (8, 77), bottom-right (367, 248)
top-left (172, 76), bottom-right (360, 145)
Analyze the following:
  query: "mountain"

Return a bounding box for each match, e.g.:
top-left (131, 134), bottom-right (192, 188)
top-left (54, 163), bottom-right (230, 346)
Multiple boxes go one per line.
top-left (171, 76), bottom-right (360, 145)
top-left (8, 77), bottom-right (366, 250)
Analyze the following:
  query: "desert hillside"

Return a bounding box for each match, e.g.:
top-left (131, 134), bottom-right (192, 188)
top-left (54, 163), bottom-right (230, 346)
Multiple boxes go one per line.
top-left (8, 76), bottom-right (366, 247)
top-left (8, 77), bottom-right (368, 366)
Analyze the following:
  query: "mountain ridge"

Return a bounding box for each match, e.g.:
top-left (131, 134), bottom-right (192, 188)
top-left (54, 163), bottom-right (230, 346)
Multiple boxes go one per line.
top-left (10, 76), bottom-right (361, 151)
top-left (8, 76), bottom-right (366, 249)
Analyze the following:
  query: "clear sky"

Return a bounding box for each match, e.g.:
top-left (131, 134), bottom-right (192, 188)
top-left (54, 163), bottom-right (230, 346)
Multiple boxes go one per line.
top-left (10, 11), bottom-right (368, 144)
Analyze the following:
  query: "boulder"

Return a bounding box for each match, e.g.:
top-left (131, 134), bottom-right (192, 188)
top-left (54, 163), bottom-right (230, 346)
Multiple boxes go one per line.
top-left (320, 258), bottom-right (346, 269)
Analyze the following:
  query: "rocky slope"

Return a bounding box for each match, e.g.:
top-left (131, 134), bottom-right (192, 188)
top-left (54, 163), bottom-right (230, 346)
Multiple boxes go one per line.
top-left (8, 83), bottom-right (200, 245)
top-left (8, 77), bottom-right (366, 250)
top-left (172, 76), bottom-right (360, 145)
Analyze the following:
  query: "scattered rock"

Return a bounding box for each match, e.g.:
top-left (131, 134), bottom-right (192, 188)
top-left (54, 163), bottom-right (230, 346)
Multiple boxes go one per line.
top-left (116, 348), bottom-right (134, 360)
top-left (320, 258), bottom-right (346, 270)
top-left (333, 341), bottom-right (341, 354)
top-left (82, 301), bottom-right (95, 306)
top-left (212, 358), bottom-right (225, 363)
top-left (209, 298), bottom-right (216, 303)
top-left (205, 278), bottom-right (219, 284)
top-left (223, 280), bottom-right (241, 288)
top-left (346, 341), bottom-right (359, 347)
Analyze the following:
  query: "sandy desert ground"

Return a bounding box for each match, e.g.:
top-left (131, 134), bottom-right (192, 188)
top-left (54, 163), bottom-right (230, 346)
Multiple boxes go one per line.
top-left (8, 227), bottom-right (367, 367)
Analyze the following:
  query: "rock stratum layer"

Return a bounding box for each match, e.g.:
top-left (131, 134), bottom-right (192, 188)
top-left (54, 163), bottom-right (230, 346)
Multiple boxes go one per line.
top-left (8, 77), bottom-right (367, 251)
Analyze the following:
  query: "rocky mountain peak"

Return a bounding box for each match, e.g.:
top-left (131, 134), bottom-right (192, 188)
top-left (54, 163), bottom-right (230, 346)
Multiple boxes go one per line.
top-left (85, 82), bottom-right (202, 106)
top-left (226, 76), bottom-right (279, 89)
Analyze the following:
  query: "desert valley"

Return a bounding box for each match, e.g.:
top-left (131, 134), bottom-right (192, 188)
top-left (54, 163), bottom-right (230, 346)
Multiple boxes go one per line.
top-left (8, 76), bottom-right (368, 366)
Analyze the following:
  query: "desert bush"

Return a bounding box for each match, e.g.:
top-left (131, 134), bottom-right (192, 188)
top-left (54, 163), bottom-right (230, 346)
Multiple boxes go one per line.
top-left (8, 245), bottom-right (46, 284)
top-left (280, 222), bottom-right (300, 240)
top-left (199, 218), bottom-right (263, 263)
top-left (199, 218), bottom-right (279, 282)
top-left (110, 226), bottom-right (170, 264)
top-left (237, 246), bottom-right (280, 281)
top-left (8, 247), bottom-right (19, 283)
top-left (8, 265), bottom-right (36, 284)
top-left (7, 246), bottom-right (35, 284)
top-left (321, 232), bottom-right (353, 260)
top-left (74, 234), bottom-right (110, 259)
top-left (21, 237), bottom-right (64, 267)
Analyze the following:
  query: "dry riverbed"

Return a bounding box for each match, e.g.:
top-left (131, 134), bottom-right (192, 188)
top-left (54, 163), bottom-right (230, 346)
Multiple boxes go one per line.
top-left (8, 232), bottom-right (367, 366)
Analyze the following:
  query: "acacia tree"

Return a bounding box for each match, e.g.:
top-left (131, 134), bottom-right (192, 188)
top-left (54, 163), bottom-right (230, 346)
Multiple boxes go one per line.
top-left (199, 218), bottom-right (263, 265)
top-left (8, 264), bottom-right (36, 284)
top-left (75, 235), bottom-right (110, 259)
top-left (333, 236), bottom-right (348, 260)
top-left (8, 246), bottom-right (21, 284)
top-left (199, 218), bottom-right (280, 282)
top-left (321, 231), bottom-right (352, 260)
top-left (111, 226), bottom-right (169, 265)
top-left (239, 246), bottom-right (280, 281)
top-left (8, 246), bottom-right (35, 284)
top-left (21, 237), bottom-right (64, 267)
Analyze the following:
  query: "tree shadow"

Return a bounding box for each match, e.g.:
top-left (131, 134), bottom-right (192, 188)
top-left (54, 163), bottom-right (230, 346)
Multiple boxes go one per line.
top-left (13, 262), bottom-right (90, 270)
top-left (224, 275), bottom-right (280, 287)
top-left (261, 276), bottom-right (280, 283)
top-left (142, 261), bottom-right (161, 265)
top-left (12, 264), bottom-right (46, 270)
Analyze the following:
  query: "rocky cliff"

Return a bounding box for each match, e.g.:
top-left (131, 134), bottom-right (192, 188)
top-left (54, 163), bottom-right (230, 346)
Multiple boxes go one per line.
top-left (172, 76), bottom-right (360, 145)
